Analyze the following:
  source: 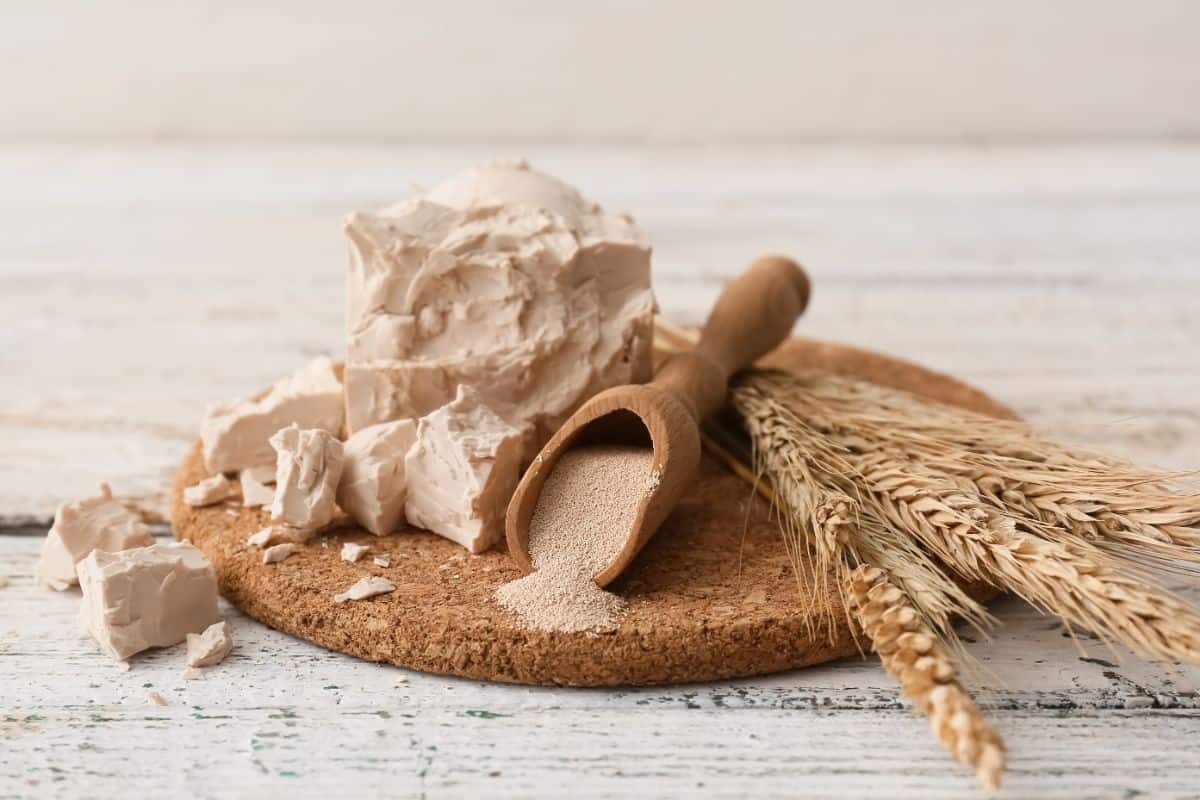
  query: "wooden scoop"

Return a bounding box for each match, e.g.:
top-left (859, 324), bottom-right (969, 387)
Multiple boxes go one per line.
top-left (505, 255), bottom-right (812, 587)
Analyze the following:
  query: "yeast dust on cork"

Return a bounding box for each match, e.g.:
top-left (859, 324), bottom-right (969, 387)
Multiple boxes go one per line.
top-left (495, 445), bottom-right (654, 632)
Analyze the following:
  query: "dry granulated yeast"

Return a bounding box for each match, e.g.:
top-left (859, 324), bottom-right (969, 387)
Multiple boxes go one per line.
top-left (495, 445), bottom-right (654, 632)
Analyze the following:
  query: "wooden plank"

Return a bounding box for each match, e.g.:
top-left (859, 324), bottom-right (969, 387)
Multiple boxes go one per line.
top-left (3, 704), bottom-right (1199, 798)
top-left (3, 535), bottom-right (1197, 711)
top-left (3, 144), bottom-right (1200, 523)
top-left (1, 535), bottom-right (1199, 797)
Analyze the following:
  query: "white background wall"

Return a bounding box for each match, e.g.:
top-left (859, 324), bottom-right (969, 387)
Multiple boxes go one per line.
top-left (4, 0), bottom-right (1198, 143)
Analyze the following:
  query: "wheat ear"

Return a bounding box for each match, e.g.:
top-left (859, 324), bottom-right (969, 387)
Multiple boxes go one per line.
top-left (731, 380), bottom-right (992, 650)
top-left (852, 450), bottom-right (1200, 664)
top-left (848, 565), bottom-right (1006, 793)
top-left (740, 402), bottom-right (857, 640)
top-left (735, 368), bottom-right (1200, 664)
top-left (965, 471), bottom-right (1200, 571)
top-left (759, 368), bottom-right (1200, 567)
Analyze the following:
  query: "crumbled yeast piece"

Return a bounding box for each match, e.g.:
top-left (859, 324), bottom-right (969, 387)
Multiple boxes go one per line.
top-left (246, 527), bottom-right (274, 548)
top-left (404, 387), bottom-right (524, 553)
top-left (146, 690), bottom-right (167, 706)
top-left (341, 542), bottom-right (369, 562)
top-left (184, 474), bottom-right (236, 507)
top-left (333, 576), bottom-right (396, 603)
top-left (201, 357), bottom-right (345, 474)
top-left (372, 556), bottom-right (390, 568)
top-left (38, 482), bottom-right (155, 591)
top-left (243, 463), bottom-right (275, 483)
top-left (239, 464), bottom-right (276, 508)
top-left (269, 425), bottom-right (344, 530)
top-left (186, 620), bottom-right (234, 667)
top-left (182, 667), bottom-right (203, 680)
top-left (261, 543), bottom-right (297, 564)
top-left (337, 420), bottom-right (417, 535)
top-left (342, 161), bottom-right (655, 457)
top-left (77, 542), bottom-right (219, 662)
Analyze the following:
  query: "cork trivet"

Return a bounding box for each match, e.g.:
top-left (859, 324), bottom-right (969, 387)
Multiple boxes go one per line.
top-left (171, 337), bottom-right (1011, 686)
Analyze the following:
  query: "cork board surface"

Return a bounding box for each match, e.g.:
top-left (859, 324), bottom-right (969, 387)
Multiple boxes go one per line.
top-left (171, 337), bottom-right (1011, 687)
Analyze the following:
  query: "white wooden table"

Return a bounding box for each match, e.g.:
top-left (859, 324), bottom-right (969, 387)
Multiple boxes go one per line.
top-left (2, 144), bottom-right (1198, 798)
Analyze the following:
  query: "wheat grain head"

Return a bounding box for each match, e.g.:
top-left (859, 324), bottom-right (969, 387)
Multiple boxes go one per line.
top-left (848, 564), bottom-right (1006, 793)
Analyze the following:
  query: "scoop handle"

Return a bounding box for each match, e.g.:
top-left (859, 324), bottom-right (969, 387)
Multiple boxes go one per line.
top-left (652, 255), bottom-right (810, 420)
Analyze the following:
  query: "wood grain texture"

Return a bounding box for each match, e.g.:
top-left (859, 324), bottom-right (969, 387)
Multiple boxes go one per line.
top-left (1, 537), bottom-right (1198, 798)
top-left (4, 144), bottom-right (1199, 525)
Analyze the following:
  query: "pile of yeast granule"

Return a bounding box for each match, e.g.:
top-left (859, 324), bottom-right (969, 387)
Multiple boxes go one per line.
top-left (495, 445), bottom-right (654, 632)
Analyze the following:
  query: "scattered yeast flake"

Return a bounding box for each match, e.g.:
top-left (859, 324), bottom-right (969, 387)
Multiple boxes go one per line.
top-left (333, 576), bottom-right (396, 604)
top-left (186, 620), bottom-right (234, 668)
top-left (183, 474), bottom-right (236, 507)
top-left (341, 542), bottom-right (369, 563)
top-left (262, 543), bottom-right (298, 564)
top-left (247, 527), bottom-right (273, 548)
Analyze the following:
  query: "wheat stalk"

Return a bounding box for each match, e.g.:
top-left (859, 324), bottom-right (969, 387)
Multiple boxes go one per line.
top-left (848, 565), bottom-right (1006, 793)
top-left (736, 369), bottom-right (1200, 665)
top-left (855, 450), bottom-right (1200, 663)
top-left (964, 470), bottom-right (1200, 569)
top-left (658, 320), bottom-right (1200, 782)
top-left (738, 393), bottom-right (856, 638)
top-left (759, 368), bottom-right (1200, 568)
top-left (733, 381), bottom-right (992, 654)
